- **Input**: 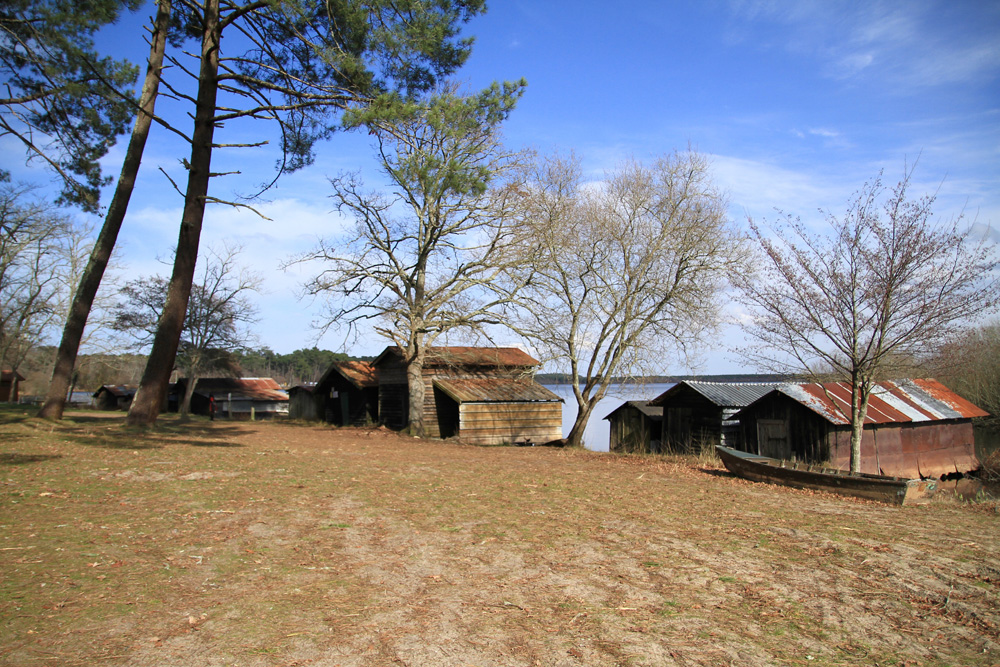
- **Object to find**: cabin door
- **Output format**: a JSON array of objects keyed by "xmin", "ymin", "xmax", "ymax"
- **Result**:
[{"xmin": 757, "ymin": 419, "xmax": 791, "ymax": 459}]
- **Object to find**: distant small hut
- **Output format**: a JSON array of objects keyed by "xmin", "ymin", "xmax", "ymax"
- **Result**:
[
  {"xmin": 604, "ymin": 400, "xmax": 663, "ymax": 453},
  {"xmin": 733, "ymin": 379, "xmax": 988, "ymax": 479},
  {"xmin": 649, "ymin": 381, "xmax": 781, "ymax": 454},
  {"xmin": 1, "ymin": 369, "xmax": 25, "ymax": 403},
  {"xmin": 93, "ymin": 384, "xmax": 138, "ymax": 410},
  {"xmin": 372, "ymin": 346, "xmax": 563, "ymax": 445},
  {"xmin": 173, "ymin": 377, "xmax": 289, "ymax": 420},
  {"xmin": 287, "ymin": 384, "xmax": 319, "ymax": 420},
  {"xmin": 313, "ymin": 361, "xmax": 379, "ymax": 426}
]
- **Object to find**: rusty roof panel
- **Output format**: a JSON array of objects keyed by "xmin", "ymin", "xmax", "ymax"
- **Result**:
[
  {"xmin": 191, "ymin": 377, "xmax": 288, "ymax": 402},
  {"xmin": 778, "ymin": 379, "xmax": 987, "ymax": 426},
  {"xmin": 434, "ymin": 377, "xmax": 562, "ymax": 404},
  {"xmin": 331, "ymin": 360, "xmax": 378, "ymax": 388},
  {"xmin": 904, "ymin": 379, "xmax": 989, "ymax": 419}
]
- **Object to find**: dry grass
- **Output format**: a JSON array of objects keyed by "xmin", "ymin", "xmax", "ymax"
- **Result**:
[{"xmin": 1, "ymin": 406, "xmax": 998, "ymax": 666}]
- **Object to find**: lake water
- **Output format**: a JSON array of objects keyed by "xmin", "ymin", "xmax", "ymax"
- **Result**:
[{"xmin": 542, "ymin": 383, "xmax": 674, "ymax": 452}]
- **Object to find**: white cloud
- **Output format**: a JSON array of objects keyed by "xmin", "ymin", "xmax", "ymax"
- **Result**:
[
  {"xmin": 707, "ymin": 153, "xmax": 852, "ymax": 223},
  {"xmin": 726, "ymin": 0, "xmax": 1000, "ymax": 91}
]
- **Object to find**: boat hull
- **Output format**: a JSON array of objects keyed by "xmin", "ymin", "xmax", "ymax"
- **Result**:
[{"xmin": 716, "ymin": 445, "xmax": 937, "ymax": 505}]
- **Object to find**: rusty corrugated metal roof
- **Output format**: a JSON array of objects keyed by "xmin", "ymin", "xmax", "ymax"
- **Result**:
[
  {"xmin": 330, "ymin": 360, "xmax": 378, "ymax": 388},
  {"xmin": 190, "ymin": 377, "xmax": 288, "ymax": 402},
  {"xmin": 375, "ymin": 346, "xmax": 539, "ymax": 368},
  {"xmin": 433, "ymin": 377, "xmax": 562, "ymax": 403},
  {"xmin": 777, "ymin": 379, "xmax": 988, "ymax": 426}
]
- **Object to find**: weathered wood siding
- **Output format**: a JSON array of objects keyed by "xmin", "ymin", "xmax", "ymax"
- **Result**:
[
  {"xmin": 320, "ymin": 376, "xmax": 378, "ymax": 426},
  {"xmin": 737, "ymin": 392, "xmax": 831, "ymax": 462},
  {"xmin": 454, "ymin": 401, "xmax": 563, "ymax": 445},
  {"xmin": 378, "ymin": 354, "xmax": 534, "ymax": 436},
  {"xmin": 288, "ymin": 388, "xmax": 322, "ymax": 421},
  {"xmin": 661, "ymin": 388, "xmax": 724, "ymax": 454},
  {"xmin": 609, "ymin": 407, "xmax": 662, "ymax": 454}
]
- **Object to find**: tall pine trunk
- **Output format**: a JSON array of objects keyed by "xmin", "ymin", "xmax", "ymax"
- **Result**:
[
  {"xmin": 128, "ymin": 0, "xmax": 221, "ymax": 426},
  {"xmin": 39, "ymin": 0, "xmax": 171, "ymax": 420}
]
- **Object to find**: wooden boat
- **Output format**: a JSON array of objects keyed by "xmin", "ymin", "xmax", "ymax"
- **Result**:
[{"xmin": 715, "ymin": 445, "xmax": 937, "ymax": 505}]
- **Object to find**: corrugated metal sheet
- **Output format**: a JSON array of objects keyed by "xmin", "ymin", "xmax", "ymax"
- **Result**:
[
  {"xmin": 434, "ymin": 377, "xmax": 562, "ymax": 403},
  {"xmin": 375, "ymin": 346, "xmax": 539, "ymax": 368},
  {"xmin": 650, "ymin": 381, "xmax": 780, "ymax": 408},
  {"xmin": 603, "ymin": 400, "xmax": 664, "ymax": 421},
  {"xmin": 779, "ymin": 379, "xmax": 988, "ymax": 426},
  {"xmin": 191, "ymin": 377, "xmax": 289, "ymax": 402}
]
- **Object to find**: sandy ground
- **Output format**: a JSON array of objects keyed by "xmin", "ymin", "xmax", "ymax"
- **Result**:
[{"xmin": 1, "ymin": 416, "xmax": 998, "ymax": 666}]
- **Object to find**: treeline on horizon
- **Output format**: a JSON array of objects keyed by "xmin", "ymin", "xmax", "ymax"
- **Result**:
[{"xmin": 15, "ymin": 347, "xmax": 373, "ymax": 397}]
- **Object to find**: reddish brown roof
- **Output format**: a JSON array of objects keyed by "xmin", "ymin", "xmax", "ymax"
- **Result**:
[
  {"xmin": 374, "ymin": 346, "xmax": 539, "ymax": 368},
  {"xmin": 187, "ymin": 377, "xmax": 288, "ymax": 402},
  {"xmin": 331, "ymin": 360, "xmax": 378, "ymax": 388},
  {"xmin": 774, "ymin": 379, "xmax": 988, "ymax": 426},
  {"xmin": 433, "ymin": 377, "xmax": 561, "ymax": 403},
  {"xmin": 1, "ymin": 369, "xmax": 25, "ymax": 381}
]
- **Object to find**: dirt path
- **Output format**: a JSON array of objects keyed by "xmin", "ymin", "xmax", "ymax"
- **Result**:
[{"xmin": 1, "ymin": 416, "xmax": 998, "ymax": 666}]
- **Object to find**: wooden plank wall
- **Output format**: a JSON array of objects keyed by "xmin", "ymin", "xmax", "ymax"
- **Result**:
[{"xmin": 458, "ymin": 402, "xmax": 563, "ymax": 446}]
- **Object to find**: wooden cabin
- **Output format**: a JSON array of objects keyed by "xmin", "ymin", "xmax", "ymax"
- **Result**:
[
  {"xmin": 93, "ymin": 384, "xmax": 138, "ymax": 410},
  {"xmin": 173, "ymin": 377, "xmax": 289, "ymax": 420},
  {"xmin": 649, "ymin": 381, "xmax": 780, "ymax": 454},
  {"xmin": 312, "ymin": 360, "xmax": 379, "ymax": 426},
  {"xmin": 372, "ymin": 346, "xmax": 563, "ymax": 445},
  {"xmin": 734, "ymin": 379, "xmax": 988, "ymax": 479},
  {"xmin": 604, "ymin": 400, "xmax": 663, "ymax": 453},
  {"xmin": 287, "ymin": 384, "xmax": 319, "ymax": 421},
  {"xmin": 1, "ymin": 369, "xmax": 24, "ymax": 403}
]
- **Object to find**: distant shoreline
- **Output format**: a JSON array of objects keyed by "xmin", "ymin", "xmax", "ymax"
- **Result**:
[{"xmin": 536, "ymin": 373, "xmax": 796, "ymax": 385}]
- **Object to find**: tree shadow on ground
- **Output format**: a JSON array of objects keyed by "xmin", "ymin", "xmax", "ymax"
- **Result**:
[
  {"xmin": 0, "ymin": 453, "xmax": 63, "ymax": 466},
  {"xmin": 700, "ymin": 468, "xmax": 734, "ymax": 478},
  {"xmin": 29, "ymin": 412, "xmax": 248, "ymax": 450}
]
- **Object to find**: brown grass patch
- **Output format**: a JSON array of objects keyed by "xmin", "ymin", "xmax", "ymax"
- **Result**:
[{"xmin": 1, "ymin": 407, "xmax": 998, "ymax": 666}]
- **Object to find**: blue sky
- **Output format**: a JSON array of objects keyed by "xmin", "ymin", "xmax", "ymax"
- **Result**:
[{"xmin": 5, "ymin": 0, "xmax": 999, "ymax": 374}]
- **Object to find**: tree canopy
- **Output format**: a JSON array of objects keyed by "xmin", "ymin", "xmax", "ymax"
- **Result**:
[
  {"xmin": 0, "ymin": 0, "xmax": 140, "ymax": 211},
  {"xmin": 507, "ymin": 151, "xmax": 738, "ymax": 448}
]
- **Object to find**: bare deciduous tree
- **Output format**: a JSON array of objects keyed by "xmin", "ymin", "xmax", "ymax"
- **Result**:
[
  {"xmin": 732, "ymin": 167, "xmax": 999, "ymax": 472},
  {"xmin": 0, "ymin": 185, "xmax": 89, "ymax": 397},
  {"xmin": 112, "ymin": 243, "xmax": 261, "ymax": 417},
  {"xmin": 507, "ymin": 151, "xmax": 737, "ymax": 448},
  {"xmin": 299, "ymin": 82, "xmax": 526, "ymax": 437},
  {"xmin": 930, "ymin": 319, "xmax": 1000, "ymax": 431}
]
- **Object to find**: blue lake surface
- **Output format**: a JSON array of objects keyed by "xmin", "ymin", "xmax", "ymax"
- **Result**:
[{"xmin": 542, "ymin": 383, "xmax": 674, "ymax": 452}]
